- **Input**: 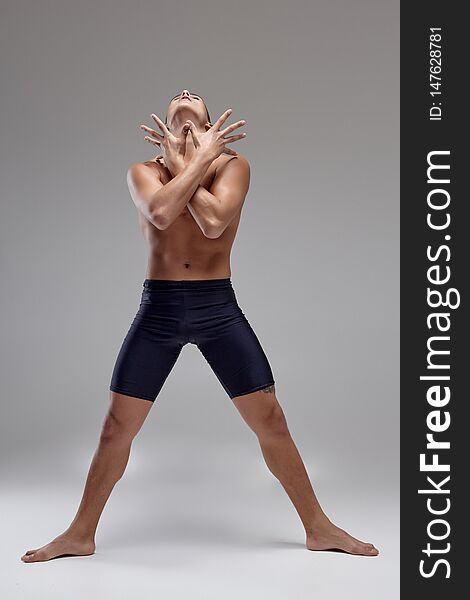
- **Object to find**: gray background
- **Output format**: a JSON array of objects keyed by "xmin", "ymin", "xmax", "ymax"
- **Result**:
[{"xmin": 1, "ymin": 0, "xmax": 399, "ymax": 598}]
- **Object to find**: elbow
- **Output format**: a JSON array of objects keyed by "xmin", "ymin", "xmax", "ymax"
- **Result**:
[
  {"xmin": 150, "ymin": 208, "xmax": 170, "ymax": 230},
  {"xmin": 204, "ymin": 219, "xmax": 224, "ymax": 239}
]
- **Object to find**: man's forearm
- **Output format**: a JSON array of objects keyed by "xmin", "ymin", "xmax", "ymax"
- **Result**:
[
  {"xmin": 186, "ymin": 187, "xmax": 220, "ymax": 237},
  {"xmin": 166, "ymin": 159, "xmax": 220, "ymax": 236},
  {"xmin": 150, "ymin": 153, "xmax": 213, "ymax": 229}
]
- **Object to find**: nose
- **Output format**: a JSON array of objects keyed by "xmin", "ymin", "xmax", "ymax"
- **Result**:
[{"xmin": 181, "ymin": 89, "xmax": 191, "ymax": 99}]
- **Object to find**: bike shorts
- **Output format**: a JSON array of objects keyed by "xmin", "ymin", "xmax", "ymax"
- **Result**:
[{"xmin": 109, "ymin": 278, "xmax": 275, "ymax": 402}]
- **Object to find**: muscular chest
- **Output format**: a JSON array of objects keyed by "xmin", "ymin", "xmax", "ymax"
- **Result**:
[
  {"xmin": 143, "ymin": 157, "xmax": 222, "ymax": 225},
  {"xmin": 157, "ymin": 162, "xmax": 217, "ymax": 197}
]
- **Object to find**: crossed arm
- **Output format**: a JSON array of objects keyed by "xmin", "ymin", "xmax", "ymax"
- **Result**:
[{"xmin": 127, "ymin": 153, "xmax": 250, "ymax": 238}]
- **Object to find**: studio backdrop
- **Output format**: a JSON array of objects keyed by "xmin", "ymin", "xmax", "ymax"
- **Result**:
[{"xmin": 1, "ymin": 1, "xmax": 399, "ymax": 598}]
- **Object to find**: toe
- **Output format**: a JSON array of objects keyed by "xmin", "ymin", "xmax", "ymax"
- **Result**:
[
  {"xmin": 352, "ymin": 542, "xmax": 378, "ymax": 556},
  {"xmin": 21, "ymin": 549, "xmax": 39, "ymax": 561},
  {"xmin": 22, "ymin": 553, "xmax": 35, "ymax": 562}
]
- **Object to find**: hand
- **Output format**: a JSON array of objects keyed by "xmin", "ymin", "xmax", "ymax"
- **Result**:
[
  {"xmin": 140, "ymin": 114, "xmax": 191, "ymax": 176},
  {"xmin": 185, "ymin": 109, "xmax": 247, "ymax": 163}
]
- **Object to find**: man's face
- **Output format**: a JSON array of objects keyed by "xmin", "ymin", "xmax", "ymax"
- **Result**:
[{"xmin": 165, "ymin": 89, "xmax": 210, "ymax": 129}]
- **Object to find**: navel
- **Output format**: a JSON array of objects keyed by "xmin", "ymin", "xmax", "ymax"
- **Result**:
[{"xmin": 184, "ymin": 263, "xmax": 190, "ymax": 269}]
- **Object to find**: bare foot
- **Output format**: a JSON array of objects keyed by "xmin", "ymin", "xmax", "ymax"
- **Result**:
[
  {"xmin": 306, "ymin": 519, "xmax": 379, "ymax": 556},
  {"xmin": 21, "ymin": 533, "xmax": 95, "ymax": 563}
]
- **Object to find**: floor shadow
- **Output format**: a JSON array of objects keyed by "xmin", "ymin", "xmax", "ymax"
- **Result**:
[{"xmin": 260, "ymin": 540, "xmax": 304, "ymax": 550}]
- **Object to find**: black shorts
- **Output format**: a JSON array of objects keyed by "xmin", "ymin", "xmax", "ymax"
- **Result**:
[{"xmin": 109, "ymin": 278, "xmax": 275, "ymax": 401}]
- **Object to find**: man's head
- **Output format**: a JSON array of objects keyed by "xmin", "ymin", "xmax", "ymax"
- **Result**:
[{"xmin": 164, "ymin": 89, "xmax": 212, "ymax": 132}]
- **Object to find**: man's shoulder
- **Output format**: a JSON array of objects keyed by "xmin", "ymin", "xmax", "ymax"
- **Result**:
[
  {"xmin": 216, "ymin": 152, "xmax": 250, "ymax": 174},
  {"xmin": 226, "ymin": 152, "xmax": 249, "ymax": 165},
  {"xmin": 127, "ymin": 160, "xmax": 162, "ymax": 182}
]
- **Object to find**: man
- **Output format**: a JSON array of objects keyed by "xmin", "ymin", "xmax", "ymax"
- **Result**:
[{"xmin": 21, "ymin": 89, "xmax": 378, "ymax": 562}]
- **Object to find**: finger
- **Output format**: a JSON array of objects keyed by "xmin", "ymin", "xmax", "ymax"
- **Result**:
[
  {"xmin": 144, "ymin": 136, "xmax": 161, "ymax": 147},
  {"xmin": 212, "ymin": 108, "xmax": 233, "ymax": 131},
  {"xmin": 142, "ymin": 131, "xmax": 163, "ymax": 144},
  {"xmin": 176, "ymin": 124, "xmax": 190, "ymax": 155},
  {"xmin": 223, "ymin": 147, "xmax": 238, "ymax": 156},
  {"xmin": 140, "ymin": 125, "xmax": 164, "ymax": 141},
  {"xmin": 222, "ymin": 133, "xmax": 247, "ymax": 144},
  {"xmin": 151, "ymin": 114, "xmax": 169, "ymax": 136},
  {"xmin": 177, "ymin": 124, "xmax": 190, "ymax": 152},
  {"xmin": 220, "ymin": 119, "xmax": 246, "ymax": 137},
  {"xmin": 187, "ymin": 127, "xmax": 197, "ymax": 144},
  {"xmin": 186, "ymin": 120, "xmax": 200, "ymax": 147}
]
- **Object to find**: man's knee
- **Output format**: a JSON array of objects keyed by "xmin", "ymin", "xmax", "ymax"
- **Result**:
[
  {"xmin": 99, "ymin": 410, "xmax": 134, "ymax": 444},
  {"xmin": 256, "ymin": 403, "xmax": 290, "ymax": 439}
]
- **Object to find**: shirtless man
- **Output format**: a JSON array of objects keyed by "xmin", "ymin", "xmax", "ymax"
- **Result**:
[{"xmin": 21, "ymin": 89, "xmax": 379, "ymax": 562}]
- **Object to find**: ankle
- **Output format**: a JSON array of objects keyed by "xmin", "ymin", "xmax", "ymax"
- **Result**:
[
  {"xmin": 63, "ymin": 525, "xmax": 96, "ymax": 542},
  {"xmin": 305, "ymin": 514, "xmax": 332, "ymax": 536}
]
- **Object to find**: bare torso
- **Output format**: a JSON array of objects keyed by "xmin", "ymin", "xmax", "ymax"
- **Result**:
[{"xmin": 137, "ymin": 154, "xmax": 242, "ymax": 280}]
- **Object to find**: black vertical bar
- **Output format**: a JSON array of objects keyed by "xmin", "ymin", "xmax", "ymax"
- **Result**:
[{"xmin": 401, "ymin": 2, "xmax": 465, "ymax": 596}]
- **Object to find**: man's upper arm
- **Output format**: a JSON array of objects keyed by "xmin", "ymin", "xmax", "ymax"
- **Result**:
[
  {"xmin": 126, "ymin": 162, "xmax": 164, "ymax": 226},
  {"xmin": 208, "ymin": 155, "xmax": 250, "ymax": 236}
]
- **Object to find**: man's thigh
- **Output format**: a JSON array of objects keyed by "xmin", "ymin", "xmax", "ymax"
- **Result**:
[
  {"xmin": 109, "ymin": 305, "xmax": 183, "ymax": 402},
  {"xmin": 196, "ymin": 302, "xmax": 275, "ymax": 400}
]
